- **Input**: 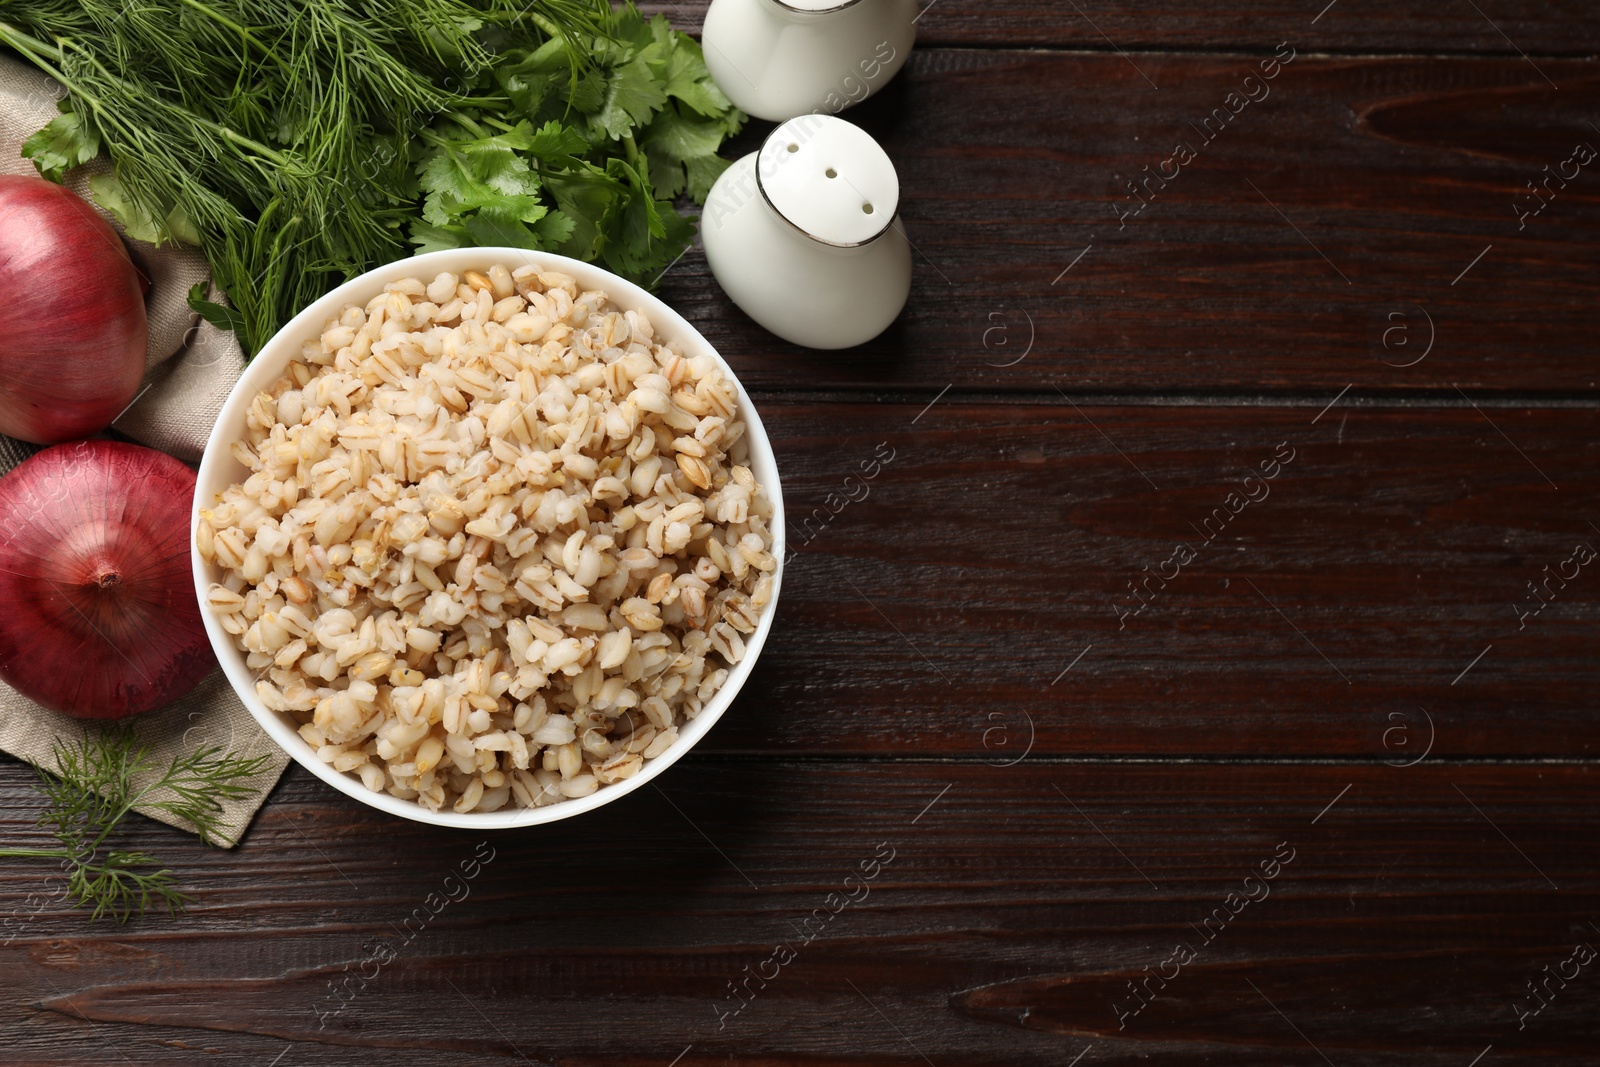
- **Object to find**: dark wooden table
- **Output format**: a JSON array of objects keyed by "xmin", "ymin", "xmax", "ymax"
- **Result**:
[{"xmin": 6, "ymin": 4, "xmax": 1600, "ymax": 1064}]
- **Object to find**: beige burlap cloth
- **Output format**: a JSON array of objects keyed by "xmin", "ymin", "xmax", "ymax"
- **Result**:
[{"xmin": 0, "ymin": 56, "xmax": 286, "ymax": 846}]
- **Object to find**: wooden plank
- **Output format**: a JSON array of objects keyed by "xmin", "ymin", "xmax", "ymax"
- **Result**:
[
  {"xmin": 646, "ymin": 1, "xmax": 1599, "ymax": 55},
  {"xmin": 704, "ymin": 400, "xmax": 1600, "ymax": 757},
  {"xmin": 2, "ymin": 761, "xmax": 1596, "ymax": 1064},
  {"xmin": 656, "ymin": 50, "xmax": 1600, "ymax": 394}
]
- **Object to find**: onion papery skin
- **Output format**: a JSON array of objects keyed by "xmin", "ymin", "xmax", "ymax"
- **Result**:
[
  {"xmin": 0, "ymin": 440, "xmax": 213, "ymax": 718},
  {"xmin": 0, "ymin": 176, "xmax": 148, "ymax": 445}
]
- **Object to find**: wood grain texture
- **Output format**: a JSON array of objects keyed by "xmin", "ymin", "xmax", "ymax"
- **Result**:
[
  {"xmin": 645, "ymin": 1, "xmax": 1600, "ymax": 55},
  {"xmin": 2, "ymin": 761, "xmax": 1596, "ymax": 1065},
  {"xmin": 700, "ymin": 400, "xmax": 1600, "ymax": 757},
  {"xmin": 658, "ymin": 50, "xmax": 1600, "ymax": 395},
  {"xmin": 3, "ymin": 11, "xmax": 1599, "ymax": 1066}
]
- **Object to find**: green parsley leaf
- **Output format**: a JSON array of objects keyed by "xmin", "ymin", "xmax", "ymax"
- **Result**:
[
  {"xmin": 685, "ymin": 153, "xmax": 734, "ymax": 204},
  {"xmin": 547, "ymin": 168, "xmax": 623, "ymax": 261},
  {"xmin": 88, "ymin": 172, "xmax": 200, "ymax": 245},
  {"xmin": 642, "ymin": 106, "xmax": 728, "ymax": 165},
  {"xmin": 643, "ymin": 106, "xmax": 735, "ymax": 202},
  {"xmin": 188, "ymin": 281, "xmax": 248, "ymax": 334},
  {"xmin": 408, "ymin": 221, "xmax": 471, "ymax": 255},
  {"xmin": 662, "ymin": 37, "xmax": 733, "ymax": 118},
  {"xmin": 525, "ymin": 120, "xmax": 591, "ymax": 161},
  {"xmin": 532, "ymin": 210, "xmax": 577, "ymax": 247},
  {"xmin": 464, "ymin": 212, "xmax": 545, "ymax": 249},
  {"xmin": 418, "ymin": 129, "xmax": 543, "ymax": 229},
  {"xmin": 494, "ymin": 39, "xmax": 570, "ymax": 119},
  {"xmin": 21, "ymin": 110, "xmax": 100, "ymax": 182},
  {"xmin": 594, "ymin": 55, "xmax": 669, "ymax": 141}
]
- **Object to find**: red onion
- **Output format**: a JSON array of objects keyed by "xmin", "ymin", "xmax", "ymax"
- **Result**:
[
  {"xmin": 0, "ymin": 440, "xmax": 212, "ymax": 718},
  {"xmin": 0, "ymin": 176, "xmax": 148, "ymax": 445}
]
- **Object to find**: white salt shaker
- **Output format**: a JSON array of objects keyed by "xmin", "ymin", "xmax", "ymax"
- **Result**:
[
  {"xmin": 702, "ymin": 0, "xmax": 917, "ymax": 122},
  {"xmin": 701, "ymin": 114, "xmax": 912, "ymax": 350}
]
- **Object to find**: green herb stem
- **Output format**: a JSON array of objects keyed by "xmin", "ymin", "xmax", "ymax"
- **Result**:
[
  {"xmin": 526, "ymin": 11, "xmax": 572, "ymax": 44},
  {"xmin": 215, "ymin": 125, "xmax": 290, "ymax": 165},
  {"xmin": 171, "ymin": 0, "xmax": 270, "ymax": 57},
  {"xmin": 0, "ymin": 725, "xmax": 268, "ymax": 922},
  {"xmin": 0, "ymin": 847, "xmax": 73, "ymax": 861},
  {"xmin": 444, "ymin": 109, "xmax": 490, "ymax": 139},
  {"xmin": 478, "ymin": 114, "xmax": 520, "ymax": 134},
  {"xmin": 0, "ymin": 21, "xmax": 74, "ymax": 88}
]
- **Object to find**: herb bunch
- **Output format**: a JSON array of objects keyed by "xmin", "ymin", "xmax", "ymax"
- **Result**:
[
  {"xmin": 412, "ymin": 6, "xmax": 742, "ymax": 277},
  {"xmin": 0, "ymin": 726, "xmax": 269, "ymax": 922},
  {"xmin": 0, "ymin": 0, "xmax": 742, "ymax": 355}
]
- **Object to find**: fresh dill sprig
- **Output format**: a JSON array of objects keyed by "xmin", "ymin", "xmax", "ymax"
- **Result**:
[{"xmin": 0, "ymin": 724, "xmax": 270, "ymax": 923}]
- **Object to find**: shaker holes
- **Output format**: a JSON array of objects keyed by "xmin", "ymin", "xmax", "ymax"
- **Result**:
[
  {"xmin": 787, "ymin": 143, "xmax": 798, "ymax": 153},
  {"xmin": 863, "ymin": 203, "xmax": 874, "ymax": 214},
  {"xmin": 825, "ymin": 168, "xmax": 837, "ymax": 178}
]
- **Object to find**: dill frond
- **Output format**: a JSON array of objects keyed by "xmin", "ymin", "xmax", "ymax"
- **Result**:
[{"xmin": 0, "ymin": 723, "xmax": 270, "ymax": 923}]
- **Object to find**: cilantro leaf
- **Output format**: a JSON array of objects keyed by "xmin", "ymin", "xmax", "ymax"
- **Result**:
[
  {"xmin": 648, "ymin": 151, "xmax": 685, "ymax": 201},
  {"xmin": 188, "ymin": 282, "xmax": 248, "ymax": 334},
  {"xmin": 566, "ymin": 67, "xmax": 609, "ymax": 118},
  {"xmin": 464, "ymin": 213, "xmax": 544, "ymax": 250},
  {"xmin": 461, "ymin": 188, "xmax": 549, "ymax": 227},
  {"xmin": 642, "ymin": 106, "xmax": 728, "ymax": 164},
  {"xmin": 642, "ymin": 106, "xmax": 737, "ymax": 203},
  {"xmin": 408, "ymin": 222, "xmax": 471, "ymax": 254},
  {"xmin": 88, "ymin": 171, "xmax": 199, "ymax": 245},
  {"xmin": 606, "ymin": 4, "xmax": 657, "ymax": 55},
  {"xmin": 594, "ymin": 55, "xmax": 668, "ymax": 141},
  {"xmin": 662, "ymin": 38, "xmax": 733, "ymax": 118},
  {"xmin": 495, "ymin": 39, "xmax": 573, "ymax": 119},
  {"xmin": 88, "ymin": 172, "xmax": 162, "ymax": 243},
  {"xmin": 684, "ymin": 153, "xmax": 734, "ymax": 203},
  {"xmin": 418, "ymin": 127, "xmax": 543, "ymax": 229},
  {"xmin": 533, "ymin": 211, "xmax": 577, "ymax": 246},
  {"xmin": 525, "ymin": 120, "xmax": 591, "ymax": 161},
  {"xmin": 585, "ymin": 155, "xmax": 693, "ymax": 279},
  {"xmin": 462, "ymin": 140, "xmax": 540, "ymax": 195},
  {"xmin": 548, "ymin": 168, "xmax": 623, "ymax": 261},
  {"xmin": 22, "ymin": 110, "xmax": 100, "ymax": 182}
]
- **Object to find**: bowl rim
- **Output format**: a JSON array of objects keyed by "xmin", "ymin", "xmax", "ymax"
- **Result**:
[{"xmin": 191, "ymin": 247, "xmax": 785, "ymax": 829}]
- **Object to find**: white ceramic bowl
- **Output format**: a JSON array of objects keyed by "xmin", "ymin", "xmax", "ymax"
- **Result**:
[{"xmin": 192, "ymin": 248, "xmax": 785, "ymax": 828}]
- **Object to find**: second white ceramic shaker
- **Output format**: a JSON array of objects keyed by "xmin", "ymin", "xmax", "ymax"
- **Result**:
[{"xmin": 701, "ymin": 0, "xmax": 917, "ymax": 122}]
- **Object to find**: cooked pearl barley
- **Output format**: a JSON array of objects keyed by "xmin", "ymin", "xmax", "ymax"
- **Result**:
[{"xmin": 201, "ymin": 266, "xmax": 774, "ymax": 813}]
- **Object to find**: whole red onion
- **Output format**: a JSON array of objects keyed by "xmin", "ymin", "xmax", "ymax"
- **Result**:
[
  {"xmin": 0, "ymin": 176, "xmax": 148, "ymax": 445},
  {"xmin": 0, "ymin": 440, "xmax": 212, "ymax": 718}
]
